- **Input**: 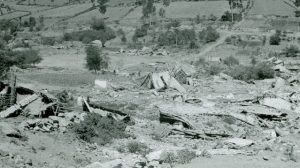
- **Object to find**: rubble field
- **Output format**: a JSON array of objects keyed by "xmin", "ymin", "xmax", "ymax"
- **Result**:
[{"xmin": 1, "ymin": 52, "xmax": 300, "ymax": 168}]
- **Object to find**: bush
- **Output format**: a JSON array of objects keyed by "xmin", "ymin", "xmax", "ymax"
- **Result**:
[
  {"xmin": 127, "ymin": 141, "xmax": 150, "ymax": 156},
  {"xmin": 41, "ymin": 37, "xmax": 56, "ymax": 46},
  {"xmin": 85, "ymin": 45, "xmax": 109, "ymax": 72},
  {"xmin": 269, "ymin": 33, "xmax": 281, "ymax": 45},
  {"xmin": 284, "ymin": 45, "xmax": 300, "ymax": 57},
  {"xmin": 13, "ymin": 49, "xmax": 42, "ymax": 66},
  {"xmin": 132, "ymin": 24, "xmax": 149, "ymax": 41},
  {"xmin": 206, "ymin": 63, "xmax": 224, "ymax": 75},
  {"xmin": 194, "ymin": 57, "xmax": 206, "ymax": 67},
  {"xmin": 227, "ymin": 62, "xmax": 274, "ymax": 81},
  {"xmin": 158, "ymin": 29, "xmax": 197, "ymax": 46},
  {"xmin": 91, "ymin": 18, "xmax": 106, "ymax": 31},
  {"xmin": 166, "ymin": 20, "xmax": 180, "ymax": 29},
  {"xmin": 199, "ymin": 26, "xmax": 220, "ymax": 43},
  {"xmin": 73, "ymin": 113, "xmax": 128, "ymax": 145},
  {"xmin": 63, "ymin": 29, "xmax": 116, "ymax": 47},
  {"xmin": 221, "ymin": 11, "xmax": 242, "ymax": 22},
  {"xmin": 223, "ymin": 56, "xmax": 239, "ymax": 67},
  {"xmin": 176, "ymin": 149, "xmax": 197, "ymax": 164}
]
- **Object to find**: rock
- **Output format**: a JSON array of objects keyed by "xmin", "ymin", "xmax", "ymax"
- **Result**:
[
  {"xmin": 0, "ymin": 149, "xmax": 9, "ymax": 157},
  {"xmin": 262, "ymin": 129, "xmax": 277, "ymax": 139},
  {"xmin": 77, "ymin": 96, "xmax": 83, "ymax": 106},
  {"xmin": 219, "ymin": 73, "xmax": 233, "ymax": 80},
  {"xmin": 274, "ymin": 127, "xmax": 289, "ymax": 137},
  {"xmin": 148, "ymin": 160, "xmax": 159, "ymax": 167},
  {"xmin": 94, "ymin": 80, "xmax": 107, "ymax": 89},
  {"xmin": 224, "ymin": 138, "xmax": 254, "ymax": 148},
  {"xmin": 273, "ymin": 77, "xmax": 286, "ymax": 89},
  {"xmin": 84, "ymin": 159, "xmax": 122, "ymax": 168},
  {"xmin": 260, "ymin": 97, "xmax": 292, "ymax": 111},
  {"xmin": 25, "ymin": 159, "xmax": 33, "ymax": 166},
  {"xmin": 263, "ymin": 156, "xmax": 270, "ymax": 161},
  {"xmin": 0, "ymin": 123, "xmax": 22, "ymax": 138},
  {"xmin": 205, "ymin": 149, "xmax": 253, "ymax": 156},
  {"xmin": 146, "ymin": 150, "xmax": 164, "ymax": 162}
]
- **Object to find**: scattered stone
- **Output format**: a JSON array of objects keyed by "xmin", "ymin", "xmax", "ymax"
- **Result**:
[
  {"xmin": 84, "ymin": 159, "xmax": 122, "ymax": 168},
  {"xmin": 94, "ymin": 80, "xmax": 107, "ymax": 89},
  {"xmin": 262, "ymin": 129, "xmax": 277, "ymax": 139},
  {"xmin": 0, "ymin": 123, "xmax": 22, "ymax": 138},
  {"xmin": 224, "ymin": 138, "xmax": 254, "ymax": 148},
  {"xmin": 146, "ymin": 150, "xmax": 164, "ymax": 162},
  {"xmin": 205, "ymin": 149, "xmax": 254, "ymax": 156},
  {"xmin": 260, "ymin": 97, "xmax": 292, "ymax": 111}
]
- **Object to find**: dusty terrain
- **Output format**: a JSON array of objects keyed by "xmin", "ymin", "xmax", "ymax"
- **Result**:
[{"xmin": 1, "ymin": 0, "xmax": 300, "ymax": 168}]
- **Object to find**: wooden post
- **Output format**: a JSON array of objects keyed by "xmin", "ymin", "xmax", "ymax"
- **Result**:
[{"xmin": 8, "ymin": 68, "xmax": 16, "ymax": 106}]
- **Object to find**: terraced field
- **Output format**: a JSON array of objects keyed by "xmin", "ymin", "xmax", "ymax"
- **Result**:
[
  {"xmin": 0, "ymin": 11, "xmax": 29, "ymax": 20},
  {"xmin": 69, "ymin": 6, "xmax": 133, "ymax": 23},
  {"xmin": 125, "ymin": 1, "xmax": 230, "ymax": 20},
  {"xmin": 19, "ymin": 0, "xmax": 70, "ymax": 6},
  {"xmin": 248, "ymin": 0, "xmax": 296, "ymax": 17},
  {"xmin": 30, "ymin": 3, "xmax": 92, "ymax": 18}
]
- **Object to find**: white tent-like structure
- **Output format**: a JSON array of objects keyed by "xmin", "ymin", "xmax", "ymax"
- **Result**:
[{"xmin": 140, "ymin": 71, "xmax": 186, "ymax": 94}]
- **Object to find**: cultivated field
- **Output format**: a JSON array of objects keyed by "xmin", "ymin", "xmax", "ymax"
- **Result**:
[
  {"xmin": 249, "ymin": 0, "xmax": 296, "ymax": 17},
  {"xmin": 125, "ymin": 1, "xmax": 230, "ymax": 20}
]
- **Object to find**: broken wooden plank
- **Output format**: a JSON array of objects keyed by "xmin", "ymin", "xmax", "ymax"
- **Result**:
[
  {"xmin": 82, "ymin": 98, "xmax": 92, "ymax": 113},
  {"xmin": 160, "ymin": 111, "xmax": 196, "ymax": 130},
  {"xmin": 157, "ymin": 102, "xmax": 258, "ymax": 126},
  {"xmin": 0, "ymin": 94, "xmax": 39, "ymax": 118}
]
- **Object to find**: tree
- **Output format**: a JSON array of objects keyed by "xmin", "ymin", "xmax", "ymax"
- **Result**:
[
  {"xmin": 296, "ymin": 0, "xmax": 300, "ymax": 7},
  {"xmin": 195, "ymin": 15, "xmax": 201, "ymax": 24},
  {"xmin": 159, "ymin": 8, "xmax": 165, "ymax": 18},
  {"xmin": 163, "ymin": 0, "xmax": 170, "ymax": 7},
  {"xmin": 269, "ymin": 30, "xmax": 281, "ymax": 45},
  {"xmin": 199, "ymin": 26, "xmax": 220, "ymax": 43},
  {"xmin": 85, "ymin": 45, "xmax": 109, "ymax": 72},
  {"xmin": 29, "ymin": 17, "xmax": 36, "ymax": 27},
  {"xmin": 91, "ymin": 17, "xmax": 106, "ymax": 30},
  {"xmin": 142, "ymin": 0, "xmax": 156, "ymax": 25},
  {"xmin": 97, "ymin": 0, "xmax": 109, "ymax": 14}
]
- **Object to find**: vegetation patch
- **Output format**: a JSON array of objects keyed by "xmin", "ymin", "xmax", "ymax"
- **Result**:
[
  {"xmin": 73, "ymin": 113, "xmax": 129, "ymax": 146},
  {"xmin": 226, "ymin": 62, "xmax": 274, "ymax": 81}
]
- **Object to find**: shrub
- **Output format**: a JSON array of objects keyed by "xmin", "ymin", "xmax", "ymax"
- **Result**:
[
  {"xmin": 166, "ymin": 20, "xmax": 180, "ymax": 29},
  {"xmin": 223, "ymin": 56, "xmax": 239, "ymax": 67},
  {"xmin": 284, "ymin": 45, "xmax": 300, "ymax": 57},
  {"xmin": 41, "ymin": 37, "xmax": 56, "ymax": 46},
  {"xmin": 221, "ymin": 11, "xmax": 242, "ymax": 22},
  {"xmin": 127, "ymin": 141, "xmax": 150, "ymax": 155},
  {"xmin": 161, "ymin": 152, "xmax": 177, "ymax": 165},
  {"xmin": 63, "ymin": 29, "xmax": 116, "ymax": 47},
  {"xmin": 158, "ymin": 29, "xmax": 196, "ymax": 46},
  {"xmin": 176, "ymin": 149, "xmax": 197, "ymax": 164},
  {"xmin": 199, "ymin": 26, "xmax": 220, "ymax": 43},
  {"xmin": 85, "ymin": 45, "xmax": 109, "ymax": 72},
  {"xmin": 227, "ymin": 62, "xmax": 274, "ymax": 81},
  {"xmin": 206, "ymin": 63, "xmax": 224, "ymax": 75},
  {"xmin": 73, "ymin": 113, "xmax": 128, "ymax": 145},
  {"xmin": 132, "ymin": 24, "xmax": 149, "ymax": 41},
  {"xmin": 269, "ymin": 33, "xmax": 281, "ymax": 45},
  {"xmin": 13, "ymin": 49, "xmax": 42, "ymax": 66},
  {"xmin": 91, "ymin": 17, "xmax": 106, "ymax": 31},
  {"xmin": 194, "ymin": 57, "xmax": 206, "ymax": 67},
  {"xmin": 121, "ymin": 35, "xmax": 127, "ymax": 43}
]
